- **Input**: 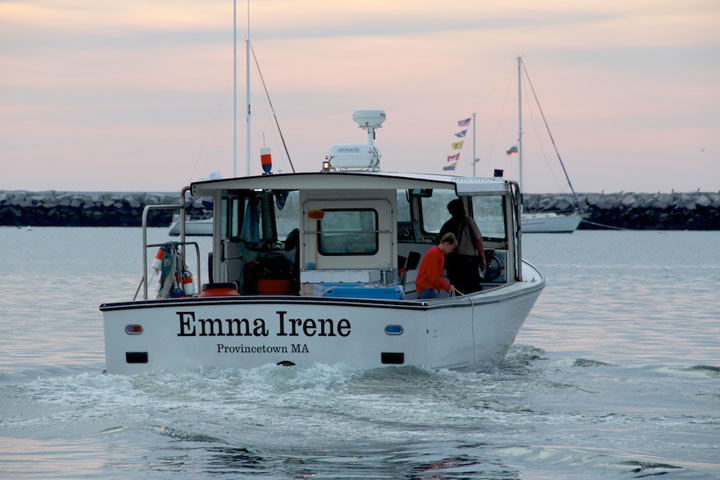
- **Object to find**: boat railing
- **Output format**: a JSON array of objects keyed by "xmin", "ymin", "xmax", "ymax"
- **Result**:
[
  {"xmin": 140, "ymin": 193, "xmax": 201, "ymax": 300},
  {"xmin": 138, "ymin": 241, "xmax": 201, "ymax": 301}
]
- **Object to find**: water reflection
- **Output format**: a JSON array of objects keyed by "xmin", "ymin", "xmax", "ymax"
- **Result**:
[
  {"xmin": 1, "ymin": 229, "xmax": 718, "ymax": 479},
  {"xmin": 0, "ymin": 436, "xmax": 108, "ymax": 478}
]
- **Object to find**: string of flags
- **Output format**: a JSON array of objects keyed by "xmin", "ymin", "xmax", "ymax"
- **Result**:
[
  {"xmin": 442, "ymin": 115, "xmax": 519, "ymax": 172},
  {"xmin": 443, "ymin": 117, "xmax": 471, "ymax": 171}
]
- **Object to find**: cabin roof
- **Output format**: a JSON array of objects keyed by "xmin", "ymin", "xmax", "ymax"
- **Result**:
[{"xmin": 191, "ymin": 171, "xmax": 510, "ymax": 196}]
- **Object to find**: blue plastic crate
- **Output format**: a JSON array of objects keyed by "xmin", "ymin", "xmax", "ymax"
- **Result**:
[{"xmin": 322, "ymin": 284, "xmax": 403, "ymax": 300}]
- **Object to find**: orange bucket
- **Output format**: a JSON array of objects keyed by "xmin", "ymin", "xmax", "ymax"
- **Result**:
[
  {"xmin": 199, "ymin": 283, "xmax": 241, "ymax": 297},
  {"xmin": 257, "ymin": 279, "xmax": 292, "ymax": 295}
]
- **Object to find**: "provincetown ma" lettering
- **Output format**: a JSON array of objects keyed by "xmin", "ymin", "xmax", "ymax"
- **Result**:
[
  {"xmin": 177, "ymin": 311, "xmax": 351, "ymax": 338},
  {"xmin": 215, "ymin": 344, "xmax": 310, "ymax": 354}
]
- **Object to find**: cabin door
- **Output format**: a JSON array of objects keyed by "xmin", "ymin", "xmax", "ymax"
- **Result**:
[{"xmin": 301, "ymin": 196, "xmax": 395, "ymax": 271}]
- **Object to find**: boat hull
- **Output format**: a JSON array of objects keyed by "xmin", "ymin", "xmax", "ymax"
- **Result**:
[
  {"xmin": 168, "ymin": 216, "xmax": 213, "ymax": 236},
  {"xmin": 101, "ymin": 265, "xmax": 544, "ymax": 374},
  {"xmin": 522, "ymin": 212, "xmax": 582, "ymax": 233}
]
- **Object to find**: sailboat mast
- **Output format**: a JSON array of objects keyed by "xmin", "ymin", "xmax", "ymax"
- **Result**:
[
  {"xmin": 245, "ymin": 0, "xmax": 251, "ymax": 177},
  {"xmin": 522, "ymin": 59, "xmax": 582, "ymax": 210},
  {"xmin": 233, "ymin": 0, "xmax": 237, "ymax": 177},
  {"xmin": 517, "ymin": 56, "xmax": 523, "ymax": 193}
]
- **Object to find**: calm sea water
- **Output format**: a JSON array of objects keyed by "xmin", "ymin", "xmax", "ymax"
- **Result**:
[{"xmin": 0, "ymin": 228, "xmax": 718, "ymax": 479}]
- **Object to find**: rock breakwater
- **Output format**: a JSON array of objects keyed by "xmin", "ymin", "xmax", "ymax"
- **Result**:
[
  {"xmin": 524, "ymin": 192, "xmax": 720, "ymax": 230},
  {"xmin": 0, "ymin": 191, "xmax": 209, "ymax": 227},
  {"xmin": 1, "ymin": 190, "xmax": 719, "ymax": 230}
]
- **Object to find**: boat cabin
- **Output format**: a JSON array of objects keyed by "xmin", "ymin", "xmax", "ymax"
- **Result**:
[{"xmin": 182, "ymin": 171, "xmax": 522, "ymax": 300}]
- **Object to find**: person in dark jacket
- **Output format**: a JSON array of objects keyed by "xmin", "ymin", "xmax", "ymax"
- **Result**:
[{"xmin": 437, "ymin": 198, "xmax": 487, "ymax": 294}]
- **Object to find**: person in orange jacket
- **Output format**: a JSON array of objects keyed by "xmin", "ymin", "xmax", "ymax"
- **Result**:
[{"xmin": 416, "ymin": 232, "xmax": 458, "ymax": 299}]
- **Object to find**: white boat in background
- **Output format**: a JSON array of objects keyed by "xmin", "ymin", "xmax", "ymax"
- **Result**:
[
  {"xmin": 168, "ymin": 213, "xmax": 213, "ymax": 236},
  {"xmin": 168, "ymin": 172, "xmax": 219, "ymax": 236},
  {"xmin": 514, "ymin": 57, "xmax": 584, "ymax": 233},
  {"xmin": 100, "ymin": 110, "xmax": 544, "ymax": 374},
  {"xmin": 522, "ymin": 211, "xmax": 582, "ymax": 233}
]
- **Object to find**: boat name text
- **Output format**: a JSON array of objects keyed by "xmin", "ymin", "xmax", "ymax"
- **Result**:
[{"xmin": 177, "ymin": 311, "xmax": 351, "ymax": 338}]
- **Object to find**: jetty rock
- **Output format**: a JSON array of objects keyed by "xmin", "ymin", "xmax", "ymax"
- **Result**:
[
  {"xmin": 523, "ymin": 191, "xmax": 720, "ymax": 230},
  {"xmin": 2, "ymin": 190, "xmax": 719, "ymax": 230},
  {"xmin": 0, "ymin": 190, "xmax": 210, "ymax": 228}
]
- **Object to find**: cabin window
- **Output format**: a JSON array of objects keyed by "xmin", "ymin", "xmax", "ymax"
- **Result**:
[
  {"xmin": 220, "ymin": 197, "xmax": 229, "ymax": 239},
  {"xmin": 274, "ymin": 190, "xmax": 299, "ymax": 241},
  {"xmin": 221, "ymin": 193, "xmax": 266, "ymax": 244},
  {"xmin": 396, "ymin": 190, "xmax": 411, "ymax": 223},
  {"xmin": 239, "ymin": 196, "xmax": 264, "ymax": 244},
  {"xmin": 420, "ymin": 190, "xmax": 457, "ymax": 234},
  {"xmin": 219, "ymin": 196, "xmax": 242, "ymax": 239},
  {"xmin": 420, "ymin": 191, "xmax": 507, "ymax": 242},
  {"xmin": 317, "ymin": 209, "xmax": 378, "ymax": 256},
  {"xmin": 472, "ymin": 195, "xmax": 507, "ymax": 241},
  {"xmin": 231, "ymin": 197, "xmax": 241, "ymax": 237},
  {"xmin": 396, "ymin": 190, "xmax": 415, "ymax": 242}
]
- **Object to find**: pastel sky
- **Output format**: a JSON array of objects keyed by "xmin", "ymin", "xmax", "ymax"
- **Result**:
[{"xmin": 1, "ymin": 0, "xmax": 719, "ymax": 193}]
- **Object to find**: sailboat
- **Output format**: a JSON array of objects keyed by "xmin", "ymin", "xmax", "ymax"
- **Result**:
[{"xmin": 514, "ymin": 57, "xmax": 583, "ymax": 233}]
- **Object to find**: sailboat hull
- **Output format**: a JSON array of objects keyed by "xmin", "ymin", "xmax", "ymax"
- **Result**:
[
  {"xmin": 522, "ymin": 212, "xmax": 582, "ymax": 233},
  {"xmin": 168, "ymin": 216, "xmax": 213, "ymax": 236}
]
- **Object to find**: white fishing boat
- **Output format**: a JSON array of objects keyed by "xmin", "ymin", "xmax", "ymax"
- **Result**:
[
  {"xmin": 100, "ymin": 110, "xmax": 545, "ymax": 374},
  {"xmin": 513, "ymin": 57, "xmax": 584, "ymax": 233}
]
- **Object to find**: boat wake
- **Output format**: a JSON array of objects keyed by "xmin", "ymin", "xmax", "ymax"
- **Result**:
[{"xmin": 2, "ymin": 346, "xmax": 717, "ymax": 479}]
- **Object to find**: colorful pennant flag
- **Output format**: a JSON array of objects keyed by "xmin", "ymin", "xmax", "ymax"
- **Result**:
[
  {"xmin": 442, "ymin": 116, "xmax": 472, "ymax": 172},
  {"xmin": 506, "ymin": 145, "xmax": 518, "ymax": 155}
]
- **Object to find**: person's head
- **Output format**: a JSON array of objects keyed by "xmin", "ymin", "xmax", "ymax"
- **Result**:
[
  {"xmin": 438, "ymin": 232, "xmax": 458, "ymax": 254},
  {"xmin": 447, "ymin": 198, "xmax": 465, "ymax": 218}
]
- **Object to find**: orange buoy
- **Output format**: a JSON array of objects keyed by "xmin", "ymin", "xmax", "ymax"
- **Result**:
[
  {"xmin": 152, "ymin": 248, "xmax": 164, "ymax": 271},
  {"xmin": 182, "ymin": 271, "xmax": 195, "ymax": 296}
]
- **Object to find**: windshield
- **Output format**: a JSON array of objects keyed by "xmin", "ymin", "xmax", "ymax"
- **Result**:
[
  {"xmin": 420, "ymin": 191, "xmax": 507, "ymax": 242},
  {"xmin": 472, "ymin": 195, "xmax": 507, "ymax": 241}
]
